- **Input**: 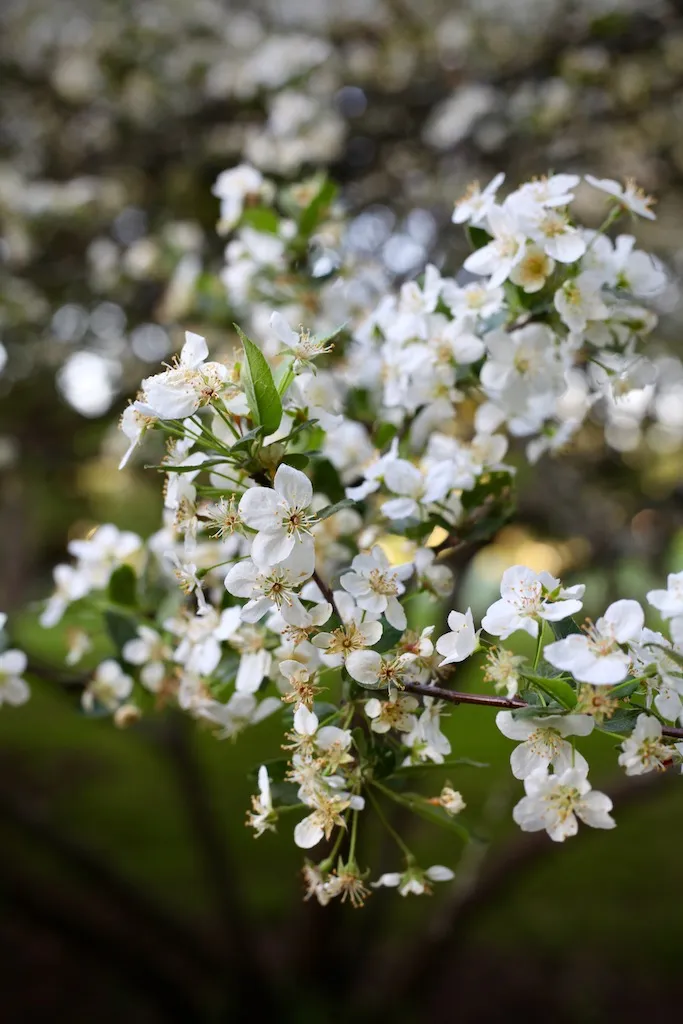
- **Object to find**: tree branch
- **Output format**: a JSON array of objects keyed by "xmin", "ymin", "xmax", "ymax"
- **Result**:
[{"xmin": 402, "ymin": 680, "xmax": 683, "ymax": 739}]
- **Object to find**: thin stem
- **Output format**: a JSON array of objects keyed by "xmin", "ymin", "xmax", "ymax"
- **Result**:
[
  {"xmin": 367, "ymin": 785, "xmax": 414, "ymax": 861},
  {"xmin": 532, "ymin": 622, "xmax": 545, "ymax": 671}
]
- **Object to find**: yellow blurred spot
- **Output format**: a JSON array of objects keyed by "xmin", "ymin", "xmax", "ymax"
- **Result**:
[
  {"xmin": 426, "ymin": 526, "xmax": 448, "ymax": 548},
  {"xmin": 376, "ymin": 534, "xmax": 417, "ymax": 565},
  {"xmin": 473, "ymin": 525, "xmax": 590, "ymax": 582}
]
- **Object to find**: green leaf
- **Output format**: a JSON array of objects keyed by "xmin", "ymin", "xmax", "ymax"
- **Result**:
[
  {"xmin": 648, "ymin": 643, "xmax": 683, "ymax": 673},
  {"xmin": 374, "ymin": 624, "xmax": 404, "ymax": 653},
  {"xmin": 311, "ymin": 458, "xmax": 345, "ymax": 503},
  {"xmin": 522, "ymin": 672, "xmax": 577, "ymax": 709},
  {"xmin": 316, "ymin": 498, "xmax": 356, "ymax": 521},
  {"xmin": 373, "ymin": 422, "xmax": 397, "ymax": 449},
  {"xmin": 607, "ymin": 678, "xmax": 642, "ymax": 699},
  {"xmin": 107, "ymin": 565, "xmax": 137, "ymax": 608},
  {"xmin": 229, "ymin": 426, "xmax": 265, "ymax": 453},
  {"xmin": 397, "ymin": 791, "xmax": 470, "ymax": 840},
  {"xmin": 104, "ymin": 610, "xmax": 138, "ymax": 655},
  {"xmin": 281, "ymin": 453, "xmax": 309, "ymax": 470},
  {"xmin": 466, "ymin": 226, "xmax": 492, "ymax": 250},
  {"xmin": 240, "ymin": 206, "xmax": 279, "ymax": 234},
  {"xmin": 235, "ymin": 325, "xmax": 282, "ymax": 436},
  {"xmin": 298, "ymin": 178, "xmax": 337, "ymax": 238},
  {"xmin": 598, "ymin": 708, "xmax": 641, "ymax": 734},
  {"xmin": 549, "ymin": 617, "xmax": 583, "ymax": 640}
]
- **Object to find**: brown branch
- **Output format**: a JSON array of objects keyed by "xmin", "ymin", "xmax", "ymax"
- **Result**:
[
  {"xmin": 313, "ymin": 569, "xmax": 340, "ymax": 618},
  {"xmin": 402, "ymin": 680, "xmax": 683, "ymax": 739}
]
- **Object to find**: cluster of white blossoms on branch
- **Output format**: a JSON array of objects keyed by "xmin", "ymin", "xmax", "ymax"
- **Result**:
[{"xmin": 5, "ymin": 165, "xmax": 683, "ymax": 905}]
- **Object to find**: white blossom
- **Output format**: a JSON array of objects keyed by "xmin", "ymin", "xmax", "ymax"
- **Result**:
[
  {"xmin": 239, "ymin": 464, "xmax": 317, "ymax": 568},
  {"xmin": 496, "ymin": 711, "xmax": 594, "ymax": 779},
  {"xmin": 513, "ymin": 766, "xmax": 615, "ymax": 841},
  {"xmin": 544, "ymin": 599, "xmax": 644, "ymax": 685}
]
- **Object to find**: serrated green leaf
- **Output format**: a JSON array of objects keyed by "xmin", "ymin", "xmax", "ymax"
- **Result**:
[
  {"xmin": 235, "ymin": 325, "xmax": 282, "ymax": 436},
  {"xmin": 549, "ymin": 617, "xmax": 583, "ymax": 640},
  {"xmin": 108, "ymin": 565, "xmax": 137, "ymax": 608},
  {"xmin": 598, "ymin": 708, "xmax": 641, "ymax": 733},
  {"xmin": 316, "ymin": 498, "xmax": 356, "ymax": 521}
]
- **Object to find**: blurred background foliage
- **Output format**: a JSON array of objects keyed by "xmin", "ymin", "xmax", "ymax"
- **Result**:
[{"xmin": 2, "ymin": 0, "xmax": 683, "ymax": 1020}]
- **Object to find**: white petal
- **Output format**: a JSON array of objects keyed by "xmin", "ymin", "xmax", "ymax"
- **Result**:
[
  {"xmin": 181, "ymin": 331, "xmax": 209, "ymax": 367},
  {"xmin": 346, "ymin": 650, "xmax": 382, "ymax": 686},
  {"xmin": 239, "ymin": 487, "xmax": 281, "ymax": 530},
  {"xmin": 294, "ymin": 815, "xmax": 324, "ymax": 849},
  {"xmin": 274, "ymin": 464, "xmax": 312, "ymax": 509}
]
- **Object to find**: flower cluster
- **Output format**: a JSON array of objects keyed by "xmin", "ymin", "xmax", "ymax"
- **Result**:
[{"xmin": 8, "ymin": 166, "xmax": 682, "ymax": 905}]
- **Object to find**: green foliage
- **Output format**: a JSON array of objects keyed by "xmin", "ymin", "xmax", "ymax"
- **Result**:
[
  {"xmin": 108, "ymin": 565, "xmax": 137, "ymax": 608},
  {"xmin": 235, "ymin": 325, "xmax": 283, "ymax": 436},
  {"xmin": 316, "ymin": 498, "xmax": 356, "ymax": 521},
  {"xmin": 104, "ymin": 609, "xmax": 138, "ymax": 655}
]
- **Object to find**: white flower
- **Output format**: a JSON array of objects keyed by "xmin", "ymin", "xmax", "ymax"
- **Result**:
[
  {"xmin": 512, "ymin": 174, "xmax": 579, "ymax": 209},
  {"xmin": 452, "ymin": 173, "xmax": 505, "ymax": 225},
  {"xmin": 239, "ymin": 464, "xmax": 317, "ymax": 567},
  {"xmin": 381, "ymin": 459, "xmax": 453, "ymax": 521},
  {"xmin": 484, "ymin": 647, "xmax": 526, "ymax": 699},
  {"xmin": 647, "ymin": 572, "xmax": 683, "ymax": 620},
  {"xmin": 437, "ymin": 786, "xmax": 466, "ymax": 816},
  {"xmin": 118, "ymin": 401, "xmax": 157, "ymax": 470},
  {"xmin": 618, "ymin": 714, "xmax": 671, "ymax": 776},
  {"xmin": 364, "ymin": 694, "xmax": 419, "ymax": 733},
  {"xmin": 312, "ymin": 602, "xmax": 382, "ymax": 664},
  {"xmin": 584, "ymin": 175, "xmax": 656, "ymax": 220},
  {"xmin": 122, "ymin": 626, "xmax": 171, "ymax": 692},
  {"xmin": 340, "ymin": 545, "xmax": 412, "ymax": 630},
  {"xmin": 82, "ymin": 660, "xmax": 133, "ymax": 713},
  {"xmin": 372, "ymin": 863, "xmax": 454, "ymax": 896},
  {"xmin": 346, "ymin": 650, "xmax": 417, "ymax": 689},
  {"xmin": 198, "ymin": 692, "xmax": 281, "ymax": 740},
  {"xmin": 414, "ymin": 548, "xmax": 453, "ymax": 599},
  {"xmin": 402, "ymin": 697, "xmax": 451, "ymax": 765},
  {"xmin": 40, "ymin": 563, "xmax": 90, "ymax": 627},
  {"xmin": 544, "ymin": 599, "xmax": 644, "ymax": 685},
  {"xmin": 554, "ymin": 271, "xmax": 607, "ymax": 332},
  {"xmin": 212, "ymin": 163, "xmax": 266, "ymax": 232},
  {"xmin": 247, "ymin": 765, "xmax": 276, "ymax": 837},
  {"xmin": 68, "ymin": 524, "xmax": 143, "ymax": 589},
  {"xmin": 435, "ymin": 608, "xmax": 478, "ymax": 666},
  {"xmin": 496, "ymin": 711, "xmax": 594, "ymax": 779},
  {"xmin": 0, "ymin": 649, "xmax": 30, "ymax": 708},
  {"xmin": 224, "ymin": 545, "xmax": 314, "ymax": 625},
  {"xmin": 513, "ymin": 766, "xmax": 615, "ymax": 841},
  {"xmin": 463, "ymin": 206, "xmax": 526, "ymax": 288},
  {"xmin": 270, "ymin": 312, "xmax": 336, "ymax": 372},
  {"xmin": 516, "ymin": 207, "xmax": 586, "ymax": 264},
  {"xmin": 509, "ymin": 245, "xmax": 555, "ymax": 293},
  {"xmin": 481, "ymin": 565, "xmax": 585, "ymax": 640},
  {"xmin": 141, "ymin": 332, "xmax": 230, "ymax": 420}
]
